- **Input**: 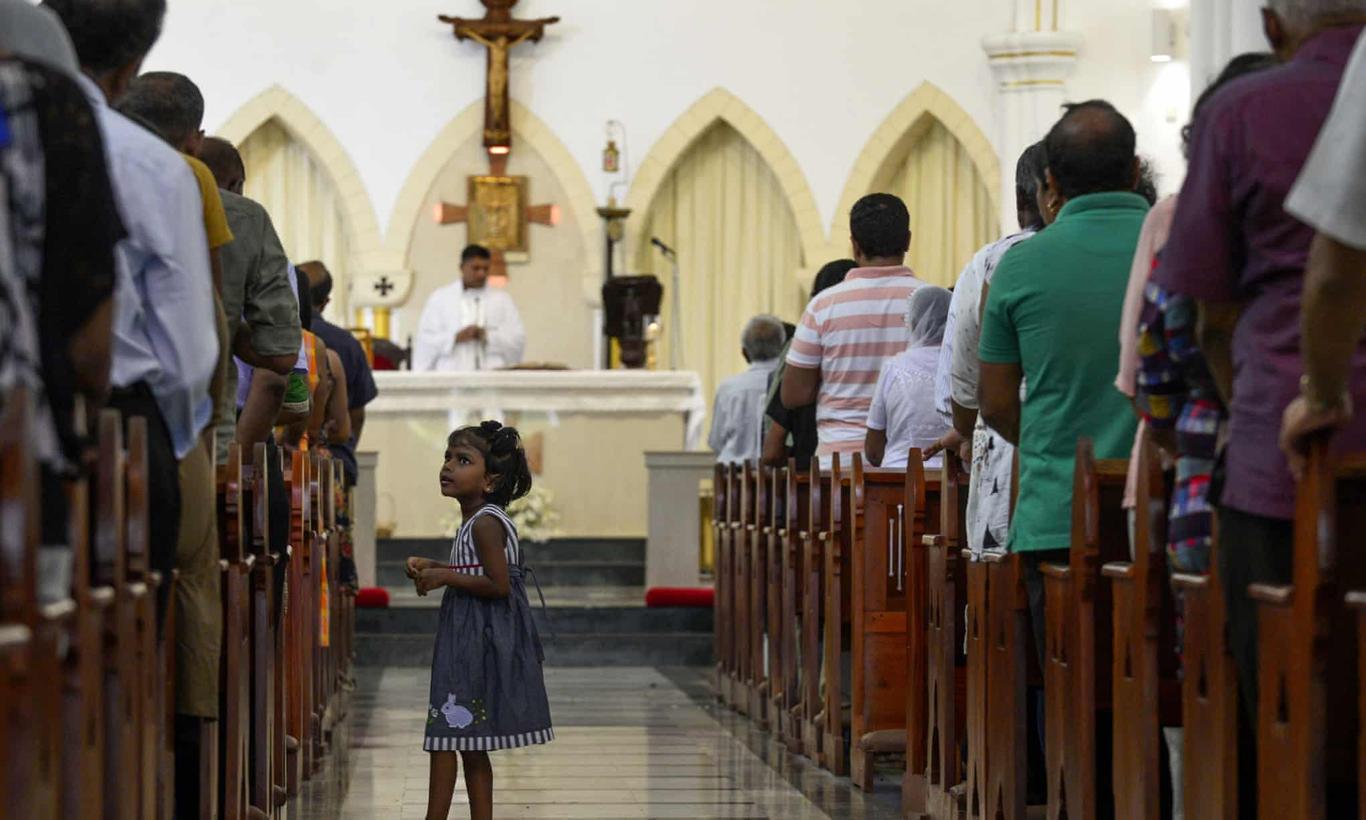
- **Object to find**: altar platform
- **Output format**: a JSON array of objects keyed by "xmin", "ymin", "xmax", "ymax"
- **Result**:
[{"xmin": 363, "ymin": 370, "xmax": 706, "ymax": 539}]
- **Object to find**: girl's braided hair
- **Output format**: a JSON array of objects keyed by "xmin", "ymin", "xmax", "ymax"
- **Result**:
[{"xmin": 448, "ymin": 421, "xmax": 533, "ymax": 507}]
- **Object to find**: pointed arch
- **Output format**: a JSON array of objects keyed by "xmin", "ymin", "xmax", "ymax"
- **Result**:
[
  {"xmin": 385, "ymin": 98, "xmax": 602, "ymax": 295},
  {"xmin": 216, "ymin": 85, "xmax": 384, "ymax": 268},
  {"xmin": 831, "ymin": 83, "xmax": 1001, "ymax": 239},
  {"xmin": 625, "ymin": 88, "xmax": 826, "ymax": 266}
]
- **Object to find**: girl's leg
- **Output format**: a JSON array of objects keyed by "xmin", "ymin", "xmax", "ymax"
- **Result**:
[
  {"xmin": 460, "ymin": 750, "xmax": 494, "ymax": 820},
  {"xmin": 426, "ymin": 751, "xmax": 459, "ymax": 820}
]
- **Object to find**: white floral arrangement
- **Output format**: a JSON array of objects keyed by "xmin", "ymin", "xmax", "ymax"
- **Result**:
[
  {"xmin": 441, "ymin": 485, "xmax": 561, "ymax": 544},
  {"xmin": 506, "ymin": 485, "xmax": 561, "ymax": 544}
]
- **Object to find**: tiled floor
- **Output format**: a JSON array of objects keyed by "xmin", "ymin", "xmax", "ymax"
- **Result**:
[{"xmin": 292, "ymin": 666, "xmax": 904, "ymax": 819}]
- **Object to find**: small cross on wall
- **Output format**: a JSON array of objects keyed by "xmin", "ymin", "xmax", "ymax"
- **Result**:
[{"xmin": 373, "ymin": 276, "xmax": 396, "ymax": 297}]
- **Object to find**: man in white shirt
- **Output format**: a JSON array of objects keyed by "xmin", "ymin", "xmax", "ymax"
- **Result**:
[
  {"xmin": 46, "ymin": 0, "xmax": 220, "ymax": 814},
  {"xmin": 413, "ymin": 243, "xmax": 526, "ymax": 371},
  {"xmin": 710, "ymin": 315, "xmax": 786, "ymax": 464}
]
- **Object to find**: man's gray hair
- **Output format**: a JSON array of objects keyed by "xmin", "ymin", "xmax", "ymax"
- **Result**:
[
  {"xmin": 741, "ymin": 314, "xmax": 787, "ymax": 362},
  {"xmin": 1268, "ymin": 0, "xmax": 1366, "ymax": 25},
  {"xmin": 119, "ymin": 71, "xmax": 204, "ymax": 148}
]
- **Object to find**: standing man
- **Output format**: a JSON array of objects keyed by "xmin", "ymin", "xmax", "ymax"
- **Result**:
[
  {"xmin": 709, "ymin": 314, "xmax": 786, "ymax": 464},
  {"xmin": 781, "ymin": 193, "xmax": 923, "ymax": 465},
  {"xmin": 413, "ymin": 244, "xmax": 525, "ymax": 371},
  {"xmin": 46, "ymin": 0, "xmax": 219, "ymax": 619},
  {"xmin": 978, "ymin": 99, "xmax": 1146, "ymax": 670},
  {"xmin": 300, "ymin": 259, "xmax": 379, "ymax": 485},
  {"xmin": 1156, "ymin": 3, "xmax": 1366, "ymax": 810}
]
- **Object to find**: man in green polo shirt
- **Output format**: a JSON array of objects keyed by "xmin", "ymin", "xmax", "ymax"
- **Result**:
[{"xmin": 978, "ymin": 99, "xmax": 1146, "ymax": 657}]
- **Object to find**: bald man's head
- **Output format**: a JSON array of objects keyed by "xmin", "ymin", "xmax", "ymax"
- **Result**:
[
  {"xmin": 298, "ymin": 261, "xmax": 332, "ymax": 313},
  {"xmin": 1042, "ymin": 100, "xmax": 1138, "ymax": 202},
  {"xmin": 197, "ymin": 136, "xmax": 244, "ymax": 194}
]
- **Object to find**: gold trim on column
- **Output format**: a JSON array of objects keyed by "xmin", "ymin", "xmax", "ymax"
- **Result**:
[{"xmin": 986, "ymin": 50, "xmax": 1078, "ymax": 60}]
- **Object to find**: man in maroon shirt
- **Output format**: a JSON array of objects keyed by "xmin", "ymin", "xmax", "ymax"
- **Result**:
[{"xmin": 1156, "ymin": 0, "xmax": 1366, "ymax": 811}]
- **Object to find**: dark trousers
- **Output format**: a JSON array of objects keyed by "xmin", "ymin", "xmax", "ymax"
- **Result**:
[
  {"xmin": 105, "ymin": 384, "xmax": 181, "ymax": 625},
  {"xmin": 1217, "ymin": 506, "xmax": 1293, "ymax": 820}
]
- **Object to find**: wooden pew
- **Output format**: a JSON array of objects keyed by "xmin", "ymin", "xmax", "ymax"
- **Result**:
[
  {"xmin": 922, "ymin": 454, "xmax": 970, "ymax": 816},
  {"xmin": 124, "ymin": 418, "xmax": 175, "ymax": 820},
  {"xmin": 850, "ymin": 457, "xmax": 934, "ymax": 792},
  {"xmin": 0, "ymin": 621, "xmax": 34, "ymax": 820},
  {"xmin": 1039, "ymin": 439, "xmax": 1128, "ymax": 819},
  {"xmin": 60, "ymin": 401, "xmax": 114, "ymax": 820},
  {"xmin": 821, "ymin": 454, "xmax": 850, "ymax": 774},
  {"xmin": 1350, "ymin": 589, "xmax": 1366, "ymax": 817},
  {"xmin": 765, "ymin": 464, "xmax": 788, "ymax": 739},
  {"xmin": 1170, "ymin": 529, "xmax": 1238, "ymax": 817},
  {"xmin": 247, "ymin": 442, "xmax": 279, "ymax": 816},
  {"xmin": 712, "ymin": 463, "xmax": 730, "ymax": 704},
  {"xmin": 308, "ymin": 452, "xmax": 327, "ymax": 770},
  {"xmin": 799, "ymin": 460, "xmax": 832, "ymax": 763},
  {"xmin": 1250, "ymin": 444, "xmax": 1366, "ymax": 818},
  {"xmin": 748, "ymin": 462, "xmax": 770, "ymax": 724},
  {"xmin": 285, "ymin": 449, "xmax": 314, "ymax": 790},
  {"xmin": 218, "ymin": 441, "xmax": 253, "ymax": 818},
  {"xmin": 94, "ymin": 410, "xmax": 142, "ymax": 820},
  {"xmin": 777, "ymin": 462, "xmax": 808, "ymax": 753},
  {"xmin": 733, "ymin": 462, "xmax": 754, "ymax": 716},
  {"xmin": 0, "ymin": 391, "xmax": 53, "ymax": 820},
  {"xmin": 1103, "ymin": 435, "xmax": 1180, "ymax": 819}
]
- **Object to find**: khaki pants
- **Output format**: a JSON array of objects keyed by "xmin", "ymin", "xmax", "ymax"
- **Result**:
[{"xmin": 175, "ymin": 442, "xmax": 223, "ymax": 718}]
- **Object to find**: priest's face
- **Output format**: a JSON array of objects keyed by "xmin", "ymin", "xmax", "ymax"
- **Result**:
[{"xmin": 461, "ymin": 256, "xmax": 492, "ymax": 290}]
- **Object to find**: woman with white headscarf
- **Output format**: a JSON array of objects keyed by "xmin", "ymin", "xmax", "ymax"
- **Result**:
[{"xmin": 865, "ymin": 285, "xmax": 954, "ymax": 469}]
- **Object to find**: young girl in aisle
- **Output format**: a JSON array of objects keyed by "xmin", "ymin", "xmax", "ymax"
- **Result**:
[{"xmin": 406, "ymin": 421, "xmax": 553, "ymax": 820}]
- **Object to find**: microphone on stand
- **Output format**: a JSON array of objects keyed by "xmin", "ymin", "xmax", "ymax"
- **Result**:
[{"xmin": 650, "ymin": 236, "xmax": 677, "ymax": 257}]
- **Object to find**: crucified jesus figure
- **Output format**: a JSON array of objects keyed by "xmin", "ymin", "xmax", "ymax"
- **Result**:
[{"xmin": 439, "ymin": 3, "xmax": 559, "ymax": 151}]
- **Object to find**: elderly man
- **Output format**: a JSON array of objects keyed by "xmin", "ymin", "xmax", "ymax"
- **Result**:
[
  {"xmin": 1157, "ymin": 1, "xmax": 1366, "ymax": 809},
  {"xmin": 709, "ymin": 315, "xmax": 786, "ymax": 464},
  {"xmin": 782, "ymin": 194, "xmax": 924, "ymax": 464},
  {"xmin": 979, "ymin": 98, "xmax": 1146, "ymax": 665}
]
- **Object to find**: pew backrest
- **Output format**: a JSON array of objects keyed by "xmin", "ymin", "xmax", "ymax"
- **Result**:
[
  {"xmin": 0, "ymin": 390, "xmax": 37, "ymax": 624},
  {"xmin": 94, "ymin": 410, "xmax": 126, "ymax": 588}
]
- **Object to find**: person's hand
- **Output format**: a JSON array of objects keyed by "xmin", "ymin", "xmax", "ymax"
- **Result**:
[
  {"xmin": 405, "ymin": 556, "xmax": 429, "ymax": 580},
  {"xmin": 415, "ymin": 567, "xmax": 450, "ymax": 596},
  {"xmin": 957, "ymin": 436, "xmax": 972, "ymax": 469},
  {"xmin": 923, "ymin": 428, "xmax": 963, "ymax": 460},
  {"xmin": 1279, "ymin": 394, "xmax": 1353, "ymax": 481},
  {"xmin": 455, "ymin": 325, "xmax": 486, "ymax": 344}
]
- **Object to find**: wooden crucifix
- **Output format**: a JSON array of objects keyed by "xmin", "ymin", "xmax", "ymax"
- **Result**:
[{"xmin": 438, "ymin": 0, "xmax": 559, "ymax": 160}]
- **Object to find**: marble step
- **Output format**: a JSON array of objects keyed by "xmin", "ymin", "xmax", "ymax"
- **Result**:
[
  {"xmin": 356, "ymin": 632, "xmax": 713, "ymax": 668},
  {"xmin": 358, "ymin": 604, "xmax": 713, "ymax": 635},
  {"xmin": 375, "ymin": 558, "xmax": 645, "ymax": 588},
  {"xmin": 378, "ymin": 537, "xmax": 646, "ymax": 564}
]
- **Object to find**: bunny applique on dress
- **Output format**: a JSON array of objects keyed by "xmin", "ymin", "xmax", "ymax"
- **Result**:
[{"xmin": 423, "ymin": 504, "xmax": 554, "ymax": 752}]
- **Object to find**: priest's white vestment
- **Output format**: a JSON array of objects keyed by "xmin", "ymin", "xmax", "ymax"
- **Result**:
[{"xmin": 412, "ymin": 282, "xmax": 526, "ymax": 371}]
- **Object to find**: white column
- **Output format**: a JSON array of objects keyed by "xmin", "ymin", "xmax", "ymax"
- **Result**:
[
  {"xmin": 1190, "ymin": 0, "xmax": 1267, "ymax": 97},
  {"xmin": 982, "ymin": 2, "xmax": 1082, "ymax": 231},
  {"xmin": 644, "ymin": 451, "xmax": 715, "ymax": 589},
  {"xmin": 354, "ymin": 451, "xmax": 379, "ymax": 588}
]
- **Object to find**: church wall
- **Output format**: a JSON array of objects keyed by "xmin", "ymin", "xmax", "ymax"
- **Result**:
[{"xmin": 150, "ymin": 0, "xmax": 1199, "ymax": 258}]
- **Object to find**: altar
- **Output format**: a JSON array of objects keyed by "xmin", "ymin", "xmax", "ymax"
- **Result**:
[{"xmin": 362, "ymin": 370, "xmax": 706, "ymax": 538}]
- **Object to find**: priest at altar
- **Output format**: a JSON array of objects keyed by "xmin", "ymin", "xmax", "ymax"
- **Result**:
[{"xmin": 412, "ymin": 243, "xmax": 526, "ymax": 371}]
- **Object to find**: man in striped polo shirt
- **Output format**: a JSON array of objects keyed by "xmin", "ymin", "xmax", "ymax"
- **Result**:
[{"xmin": 781, "ymin": 193, "xmax": 923, "ymax": 464}]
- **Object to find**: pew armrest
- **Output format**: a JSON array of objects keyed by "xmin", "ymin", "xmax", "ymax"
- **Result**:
[
  {"xmin": 858, "ymin": 729, "xmax": 907, "ymax": 754},
  {"xmin": 1170, "ymin": 572, "xmax": 1207, "ymax": 592},
  {"xmin": 1346, "ymin": 590, "xmax": 1366, "ymax": 609},
  {"xmin": 922, "ymin": 535, "xmax": 946, "ymax": 547},
  {"xmin": 1039, "ymin": 562, "xmax": 1070, "ymax": 580},
  {"xmin": 0, "ymin": 624, "xmax": 31, "ymax": 650},
  {"xmin": 88, "ymin": 586, "xmax": 116, "ymax": 609},
  {"xmin": 39, "ymin": 598, "xmax": 79, "ymax": 625},
  {"xmin": 797, "ymin": 531, "xmax": 810, "ymax": 540},
  {"xmin": 1248, "ymin": 583, "xmax": 1292, "ymax": 606},
  {"xmin": 1101, "ymin": 561, "xmax": 1134, "ymax": 580},
  {"xmin": 981, "ymin": 551, "xmax": 1009, "ymax": 565}
]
